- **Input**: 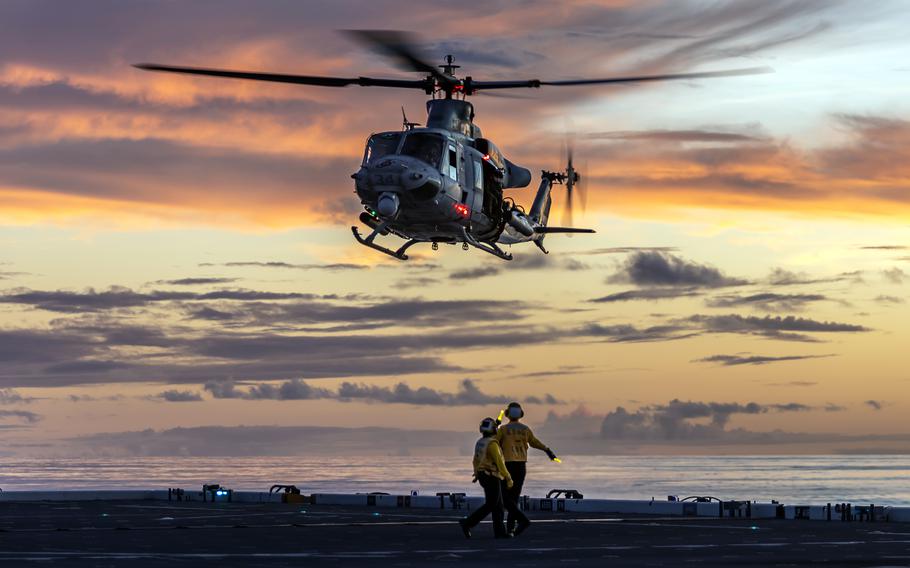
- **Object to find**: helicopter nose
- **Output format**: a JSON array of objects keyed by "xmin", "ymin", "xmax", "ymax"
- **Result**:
[
  {"xmin": 368, "ymin": 156, "xmax": 442, "ymax": 200},
  {"xmin": 401, "ymin": 170, "xmax": 441, "ymax": 199}
]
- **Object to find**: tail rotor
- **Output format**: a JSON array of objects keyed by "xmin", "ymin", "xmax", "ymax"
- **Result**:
[
  {"xmin": 532, "ymin": 134, "xmax": 595, "ymax": 237},
  {"xmin": 561, "ymin": 134, "xmax": 587, "ymax": 233}
]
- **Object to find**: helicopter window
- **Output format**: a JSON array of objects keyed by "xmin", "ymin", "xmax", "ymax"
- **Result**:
[
  {"xmin": 473, "ymin": 159, "xmax": 483, "ymax": 190},
  {"xmin": 447, "ymin": 145, "xmax": 458, "ymax": 179},
  {"xmin": 364, "ymin": 132, "xmax": 402, "ymax": 165},
  {"xmin": 400, "ymin": 133, "xmax": 444, "ymax": 169}
]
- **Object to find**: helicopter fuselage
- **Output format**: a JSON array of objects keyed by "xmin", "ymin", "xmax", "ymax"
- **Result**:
[
  {"xmin": 353, "ymin": 127, "xmax": 495, "ymax": 242},
  {"xmin": 352, "ymin": 99, "xmax": 542, "ymax": 257}
]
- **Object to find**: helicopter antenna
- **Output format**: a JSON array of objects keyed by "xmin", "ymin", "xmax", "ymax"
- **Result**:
[{"xmin": 401, "ymin": 106, "xmax": 420, "ymax": 131}]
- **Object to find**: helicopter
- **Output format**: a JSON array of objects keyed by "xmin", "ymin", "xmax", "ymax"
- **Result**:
[{"xmin": 135, "ymin": 31, "xmax": 769, "ymax": 261}]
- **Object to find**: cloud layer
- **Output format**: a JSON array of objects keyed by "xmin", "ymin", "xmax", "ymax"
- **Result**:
[
  {"xmin": 695, "ymin": 353, "xmax": 831, "ymax": 366},
  {"xmin": 0, "ymin": 274, "xmax": 873, "ymax": 390},
  {"xmin": 608, "ymin": 251, "xmax": 748, "ymax": 288},
  {"xmin": 537, "ymin": 398, "xmax": 893, "ymax": 449},
  {"xmin": 202, "ymin": 377, "xmax": 559, "ymax": 406}
]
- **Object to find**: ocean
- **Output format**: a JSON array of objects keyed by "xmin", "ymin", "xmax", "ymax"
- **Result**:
[{"xmin": 1, "ymin": 455, "xmax": 908, "ymax": 505}]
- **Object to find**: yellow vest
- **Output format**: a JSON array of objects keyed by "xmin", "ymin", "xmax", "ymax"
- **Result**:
[
  {"xmin": 496, "ymin": 421, "xmax": 548, "ymax": 462},
  {"xmin": 473, "ymin": 437, "xmax": 509, "ymax": 480}
]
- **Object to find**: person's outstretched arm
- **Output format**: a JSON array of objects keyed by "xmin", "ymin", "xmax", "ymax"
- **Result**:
[
  {"xmin": 528, "ymin": 427, "xmax": 558, "ymax": 461},
  {"xmin": 527, "ymin": 427, "xmax": 549, "ymax": 451}
]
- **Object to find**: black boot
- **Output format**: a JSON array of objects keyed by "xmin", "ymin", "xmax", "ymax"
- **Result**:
[
  {"xmin": 513, "ymin": 519, "xmax": 531, "ymax": 537},
  {"xmin": 458, "ymin": 519, "xmax": 472, "ymax": 539}
]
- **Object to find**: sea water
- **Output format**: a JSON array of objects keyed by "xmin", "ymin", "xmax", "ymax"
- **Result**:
[{"xmin": 1, "ymin": 455, "xmax": 908, "ymax": 505}]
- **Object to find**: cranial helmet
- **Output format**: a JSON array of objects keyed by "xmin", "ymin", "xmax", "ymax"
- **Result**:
[
  {"xmin": 506, "ymin": 401, "xmax": 524, "ymax": 419},
  {"xmin": 479, "ymin": 417, "xmax": 498, "ymax": 435}
]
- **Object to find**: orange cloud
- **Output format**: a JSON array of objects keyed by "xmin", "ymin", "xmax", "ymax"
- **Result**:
[{"xmin": 574, "ymin": 116, "xmax": 910, "ymax": 220}]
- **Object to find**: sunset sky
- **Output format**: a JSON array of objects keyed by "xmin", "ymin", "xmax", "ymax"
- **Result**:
[{"xmin": 1, "ymin": 0, "xmax": 908, "ymax": 456}]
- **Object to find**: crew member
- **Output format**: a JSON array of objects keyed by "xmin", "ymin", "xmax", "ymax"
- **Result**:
[
  {"xmin": 459, "ymin": 417, "xmax": 513, "ymax": 539},
  {"xmin": 496, "ymin": 401, "xmax": 558, "ymax": 536}
]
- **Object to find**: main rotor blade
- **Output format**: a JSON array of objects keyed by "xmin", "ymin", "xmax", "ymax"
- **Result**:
[
  {"xmin": 134, "ymin": 63, "xmax": 431, "ymax": 90},
  {"xmin": 475, "ymin": 90, "xmax": 535, "ymax": 100},
  {"xmin": 470, "ymin": 66, "xmax": 772, "ymax": 91},
  {"xmin": 342, "ymin": 30, "xmax": 444, "ymax": 79}
]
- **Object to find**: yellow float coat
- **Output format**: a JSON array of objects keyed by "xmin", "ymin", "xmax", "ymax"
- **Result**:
[
  {"xmin": 473, "ymin": 437, "xmax": 511, "ymax": 481},
  {"xmin": 496, "ymin": 422, "xmax": 548, "ymax": 462}
]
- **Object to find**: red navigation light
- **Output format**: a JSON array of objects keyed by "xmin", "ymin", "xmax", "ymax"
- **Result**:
[
  {"xmin": 454, "ymin": 203, "xmax": 470, "ymax": 218},
  {"xmin": 482, "ymin": 154, "xmax": 490, "ymax": 161}
]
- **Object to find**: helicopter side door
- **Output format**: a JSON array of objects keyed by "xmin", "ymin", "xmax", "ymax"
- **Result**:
[
  {"xmin": 461, "ymin": 146, "xmax": 486, "ymax": 223},
  {"xmin": 464, "ymin": 152, "xmax": 484, "ymax": 218},
  {"xmin": 449, "ymin": 141, "xmax": 482, "ymax": 223}
]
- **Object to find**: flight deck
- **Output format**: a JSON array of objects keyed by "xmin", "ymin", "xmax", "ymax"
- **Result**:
[{"xmin": 2, "ymin": 498, "xmax": 910, "ymax": 567}]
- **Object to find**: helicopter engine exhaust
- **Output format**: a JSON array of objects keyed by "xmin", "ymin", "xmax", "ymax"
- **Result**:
[
  {"xmin": 507, "ymin": 209, "xmax": 535, "ymax": 237},
  {"xmin": 377, "ymin": 192, "xmax": 400, "ymax": 218}
]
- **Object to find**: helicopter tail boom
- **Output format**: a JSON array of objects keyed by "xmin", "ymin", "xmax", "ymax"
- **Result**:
[
  {"xmin": 499, "ymin": 164, "xmax": 594, "ymax": 247},
  {"xmin": 529, "ymin": 175, "xmax": 553, "ymax": 224},
  {"xmin": 534, "ymin": 227, "xmax": 596, "ymax": 234}
]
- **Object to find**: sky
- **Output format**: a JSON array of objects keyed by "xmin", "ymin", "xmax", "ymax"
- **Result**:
[{"xmin": 0, "ymin": 0, "xmax": 908, "ymax": 457}]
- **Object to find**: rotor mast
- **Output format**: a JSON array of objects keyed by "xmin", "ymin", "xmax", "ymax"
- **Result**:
[
  {"xmin": 438, "ymin": 55, "xmax": 461, "ymax": 99},
  {"xmin": 440, "ymin": 55, "xmax": 459, "ymax": 77}
]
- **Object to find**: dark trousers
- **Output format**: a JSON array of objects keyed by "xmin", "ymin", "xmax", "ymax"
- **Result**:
[
  {"xmin": 463, "ymin": 472, "xmax": 506, "ymax": 537},
  {"xmin": 504, "ymin": 461, "xmax": 529, "ymax": 532}
]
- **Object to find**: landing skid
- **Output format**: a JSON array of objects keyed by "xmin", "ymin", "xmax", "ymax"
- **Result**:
[
  {"xmin": 461, "ymin": 227, "xmax": 513, "ymax": 261},
  {"xmin": 351, "ymin": 225, "xmax": 422, "ymax": 261}
]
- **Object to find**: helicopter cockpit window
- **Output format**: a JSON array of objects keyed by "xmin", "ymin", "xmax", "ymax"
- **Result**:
[
  {"xmin": 473, "ymin": 159, "xmax": 483, "ymax": 190},
  {"xmin": 364, "ymin": 132, "xmax": 401, "ymax": 165},
  {"xmin": 447, "ymin": 144, "xmax": 458, "ymax": 180},
  {"xmin": 400, "ymin": 133, "xmax": 444, "ymax": 169}
]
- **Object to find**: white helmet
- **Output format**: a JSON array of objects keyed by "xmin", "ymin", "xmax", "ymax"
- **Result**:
[
  {"xmin": 479, "ymin": 417, "xmax": 498, "ymax": 435},
  {"xmin": 506, "ymin": 401, "xmax": 524, "ymax": 419}
]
